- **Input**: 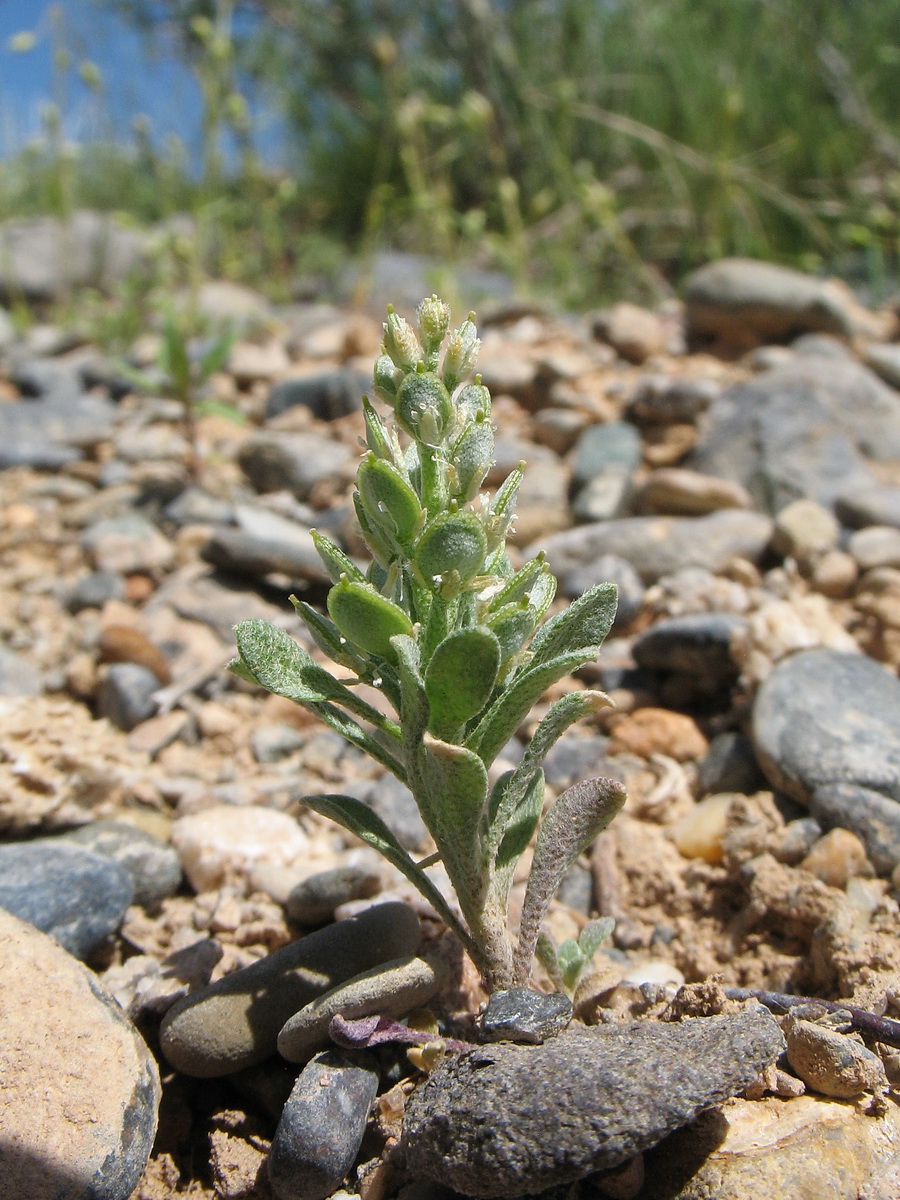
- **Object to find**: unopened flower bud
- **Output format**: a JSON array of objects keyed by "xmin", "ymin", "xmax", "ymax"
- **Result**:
[
  {"xmin": 417, "ymin": 295, "xmax": 451, "ymax": 365},
  {"xmin": 373, "ymin": 354, "xmax": 401, "ymax": 406},
  {"xmin": 383, "ymin": 306, "xmax": 423, "ymax": 371},
  {"xmin": 455, "ymin": 381, "xmax": 491, "ymax": 422},
  {"xmin": 442, "ymin": 315, "xmax": 481, "ymax": 391}
]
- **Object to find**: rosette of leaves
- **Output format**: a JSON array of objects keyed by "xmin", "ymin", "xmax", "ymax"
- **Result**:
[{"xmin": 231, "ymin": 297, "xmax": 626, "ymax": 991}]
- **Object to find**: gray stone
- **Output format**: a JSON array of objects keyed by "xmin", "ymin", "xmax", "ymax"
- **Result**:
[
  {"xmin": 752, "ymin": 648, "xmax": 900, "ymax": 804},
  {"xmin": 81, "ymin": 514, "xmax": 175, "ymax": 575},
  {"xmin": 160, "ymin": 901, "xmax": 421, "ymax": 1076},
  {"xmin": 163, "ymin": 486, "xmax": 235, "ymax": 527},
  {"xmin": 560, "ymin": 554, "xmax": 644, "ymax": 631},
  {"xmin": 196, "ymin": 279, "xmax": 272, "ymax": 326},
  {"xmin": 689, "ymin": 358, "xmax": 900, "ymax": 513},
  {"xmin": 791, "ymin": 332, "xmax": 856, "ymax": 360},
  {"xmin": 571, "ymin": 473, "xmax": 633, "ymax": 523},
  {"xmin": 0, "ymin": 908, "xmax": 160, "ymax": 1200},
  {"xmin": 0, "ymin": 305, "xmax": 13, "ymax": 350},
  {"xmin": 697, "ymin": 732, "xmax": 767, "ymax": 797},
  {"xmin": 8, "ymin": 356, "xmax": 84, "ymax": 400},
  {"xmin": 238, "ymin": 432, "xmax": 352, "ymax": 499},
  {"xmin": 286, "ymin": 865, "xmax": 383, "ymax": 925},
  {"xmin": 835, "ymin": 484, "xmax": 900, "ymax": 531},
  {"xmin": 571, "ymin": 422, "xmax": 642, "ymax": 491},
  {"xmin": 266, "ymin": 369, "xmax": 368, "ymax": 421},
  {"xmin": 479, "ymin": 988, "xmax": 573, "ymax": 1044},
  {"xmin": 0, "ymin": 647, "xmax": 42, "ymax": 696},
  {"xmin": 542, "ymin": 735, "xmax": 611, "ymax": 790},
  {"xmin": 684, "ymin": 258, "xmax": 889, "ymax": 345},
  {"xmin": 251, "ymin": 722, "xmax": 307, "ymax": 764},
  {"xmin": 627, "ymin": 375, "xmax": 720, "ymax": 423},
  {"xmin": 349, "ymin": 774, "xmax": 430, "ymax": 852},
  {"xmin": 535, "ymin": 510, "xmax": 773, "ymax": 584},
  {"xmin": 863, "ymin": 342, "xmax": 900, "ymax": 390},
  {"xmin": 401, "ymin": 1008, "xmax": 785, "ymax": 1197},
  {"xmin": 56, "ymin": 819, "xmax": 182, "ymax": 907},
  {"xmin": 201, "ymin": 527, "xmax": 327, "ymax": 584},
  {"xmin": 97, "ymin": 663, "xmax": 160, "ymax": 731},
  {"xmin": 784, "ymin": 1015, "xmax": 888, "ymax": 1099},
  {"xmin": 632, "ymin": 613, "xmax": 745, "ymax": 685},
  {"xmin": 847, "ymin": 525, "xmax": 900, "ymax": 571},
  {"xmin": 343, "ymin": 250, "xmax": 515, "ymax": 314},
  {"xmin": 0, "ymin": 841, "xmax": 133, "ymax": 959},
  {"xmin": 65, "ymin": 570, "xmax": 126, "ymax": 613},
  {"xmin": 268, "ymin": 1049, "xmax": 379, "ymax": 1200},
  {"xmin": 277, "ymin": 955, "xmax": 447, "ymax": 1062},
  {"xmin": 0, "ymin": 393, "xmax": 116, "ymax": 468},
  {"xmin": 810, "ymin": 783, "xmax": 900, "ymax": 875},
  {"xmin": 556, "ymin": 862, "xmax": 594, "ymax": 917}
]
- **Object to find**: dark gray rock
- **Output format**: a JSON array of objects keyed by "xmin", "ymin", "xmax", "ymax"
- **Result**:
[
  {"xmin": 268, "ymin": 1049, "xmax": 379, "ymax": 1200},
  {"xmin": 542, "ymin": 735, "xmax": 611, "ymax": 791},
  {"xmin": 65, "ymin": 570, "xmax": 126, "ymax": 613},
  {"xmin": 556, "ymin": 862, "xmax": 594, "ymax": 917},
  {"xmin": 160, "ymin": 901, "xmax": 421, "ymax": 1076},
  {"xmin": 163, "ymin": 486, "xmax": 235, "ymax": 527},
  {"xmin": 0, "ymin": 647, "xmax": 42, "ymax": 696},
  {"xmin": 402, "ymin": 1008, "xmax": 785, "ymax": 1197},
  {"xmin": 810, "ymin": 783, "xmax": 900, "ymax": 875},
  {"xmin": 632, "ymin": 613, "xmax": 745, "ymax": 686},
  {"xmin": 697, "ymin": 732, "xmax": 767, "ymax": 797},
  {"xmin": 571, "ymin": 422, "xmax": 642, "ymax": 491},
  {"xmin": 0, "ymin": 393, "xmax": 116, "ymax": 468},
  {"xmin": 56, "ymin": 820, "xmax": 182, "ymax": 907},
  {"xmin": 0, "ymin": 841, "xmax": 133, "ymax": 958},
  {"xmin": 201, "ymin": 527, "xmax": 326, "ymax": 584},
  {"xmin": 535, "ymin": 511, "xmax": 773, "ymax": 584},
  {"xmin": 8, "ymin": 356, "xmax": 84, "ymax": 400},
  {"xmin": 286, "ymin": 865, "xmax": 383, "ymax": 925},
  {"xmin": 348, "ymin": 774, "xmax": 431, "ymax": 852},
  {"xmin": 752, "ymin": 648, "xmax": 900, "ymax": 804},
  {"xmin": 835, "ymin": 484, "xmax": 900, "ymax": 531},
  {"xmin": 627, "ymin": 375, "xmax": 720, "ymax": 423},
  {"xmin": 480, "ymin": 988, "xmax": 573, "ymax": 1044},
  {"xmin": 560, "ymin": 555, "xmax": 644, "ymax": 632},
  {"xmin": 97, "ymin": 663, "xmax": 160, "ymax": 731},
  {"xmin": 266, "ymin": 369, "xmax": 368, "ymax": 421},
  {"xmin": 237, "ymin": 432, "xmax": 352, "ymax": 499},
  {"xmin": 689, "ymin": 358, "xmax": 900, "ymax": 513}
]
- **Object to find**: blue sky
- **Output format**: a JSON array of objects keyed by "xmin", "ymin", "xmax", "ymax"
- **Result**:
[{"xmin": 0, "ymin": 0, "xmax": 276, "ymax": 161}]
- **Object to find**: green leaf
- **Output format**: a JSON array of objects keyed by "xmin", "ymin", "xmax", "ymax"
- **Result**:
[
  {"xmin": 327, "ymin": 578, "xmax": 413, "ymax": 662},
  {"xmin": 308, "ymin": 701, "xmax": 408, "ymax": 782},
  {"xmin": 226, "ymin": 656, "xmax": 260, "ymax": 685},
  {"xmin": 489, "ymin": 768, "xmax": 544, "ymax": 903},
  {"xmin": 485, "ymin": 602, "xmax": 536, "ymax": 670},
  {"xmin": 535, "ymin": 931, "xmax": 565, "ymax": 992},
  {"xmin": 414, "ymin": 510, "xmax": 487, "ymax": 588},
  {"xmin": 578, "ymin": 916, "xmax": 615, "ymax": 959},
  {"xmin": 390, "ymin": 634, "xmax": 430, "ymax": 767},
  {"xmin": 424, "ymin": 626, "xmax": 500, "ymax": 740},
  {"xmin": 467, "ymin": 648, "xmax": 604, "ymax": 767},
  {"xmin": 488, "ymin": 555, "xmax": 550, "ymax": 611},
  {"xmin": 417, "ymin": 735, "xmax": 490, "ymax": 913},
  {"xmin": 311, "ymin": 531, "xmax": 367, "ymax": 586},
  {"xmin": 528, "ymin": 582, "xmax": 618, "ymax": 668},
  {"xmin": 234, "ymin": 619, "xmax": 401, "ymax": 737},
  {"xmin": 289, "ymin": 596, "xmax": 369, "ymax": 673},
  {"xmin": 300, "ymin": 791, "xmax": 476, "ymax": 956},
  {"xmin": 199, "ymin": 331, "xmax": 235, "ymax": 380},
  {"xmin": 513, "ymin": 777, "xmax": 627, "ymax": 984}
]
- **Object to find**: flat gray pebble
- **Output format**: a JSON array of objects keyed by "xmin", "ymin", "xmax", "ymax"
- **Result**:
[
  {"xmin": 56, "ymin": 819, "xmax": 182, "ymax": 906},
  {"xmin": 752, "ymin": 648, "xmax": 900, "ymax": 803},
  {"xmin": 697, "ymin": 731, "xmax": 768, "ymax": 797},
  {"xmin": 632, "ymin": 612, "xmax": 745, "ymax": 686},
  {"xmin": 266, "ymin": 368, "xmax": 367, "ymax": 421},
  {"xmin": 0, "ymin": 647, "xmax": 42, "ymax": 696},
  {"xmin": 810, "ymin": 782, "xmax": 900, "ymax": 875},
  {"xmin": 0, "ymin": 841, "xmax": 133, "ymax": 959},
  {"xmin": 287, "ymin": 864, "xmax": 383, "ymax": 925},
  {"xmin": 479, "ymin": 988, "xmax": 573, "ymax": 1044},
  {"xmin": 401, "ymin": 1007, "xmax": 785, "ymax": 1197},
  {"xmin": 65, "ymin": 570, "xmax": 126, "ymax": 613},
  {"xmin": 268, "ymin": 1049, "xmax": 379, "ymax": 1200},
  {"xmin": 560, "ymin": 554, "xmax": 644, "ymax": 631},
  {"xmin": 96, "ymin": 662, "xmax": 160, "ymax": 731}
]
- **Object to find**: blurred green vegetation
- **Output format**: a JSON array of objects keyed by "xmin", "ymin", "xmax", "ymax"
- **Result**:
[{"xmin": 2, "ymin": 0, "xmax": 899, "ymax": 308}]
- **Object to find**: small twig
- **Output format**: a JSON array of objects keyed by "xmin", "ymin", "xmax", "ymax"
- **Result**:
[{"xmin": 725, "ymin": 986, "xmax": 900, "ymax": 1050}]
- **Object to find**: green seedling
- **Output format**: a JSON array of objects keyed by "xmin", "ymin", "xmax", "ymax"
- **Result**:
[
  {"xmin": 231, "ymin": 297, "xmax": 626, "ymax": 991},
  {"xmin": 537, "ymin": 917, "xmax": 616, "ymax": 996}
]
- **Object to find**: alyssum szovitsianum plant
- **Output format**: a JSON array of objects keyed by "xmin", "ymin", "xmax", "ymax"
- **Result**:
[{"xmin": 230, "ymin": 297, "xmax": 626, "ymax": 992}]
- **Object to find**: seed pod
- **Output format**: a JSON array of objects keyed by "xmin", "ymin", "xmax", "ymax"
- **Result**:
[
  {"xmin": 395, "ymin": 371, "xmax": 454, "ymax": 445},
  {"xmin": 442, "ymin": 316, "xmax": 481, "ymax": 391},
  {"xmin": 357, "ymin": 454, "xmax": 422, "ymax": 549},
  {"xmin": 424, "ymin": 626, "xmax": 501, "ymax": 738},
  {"xmin": 326, "ymin": 577, "xmax": 413, "ymax": 662},
  {"xmin": 415, "ymin": 510, "xmax": 488, "ymax": 587},
  {"xmin": 455, "ymin": 381, "xmax": 491, "ymax": 422},
  {"xmin": 373, "ymin": 355, "xmax": 402, "ymax": 406},
  {"xmin": 451, "ymin": 415, "xmax": 494, "ymax": 502}
]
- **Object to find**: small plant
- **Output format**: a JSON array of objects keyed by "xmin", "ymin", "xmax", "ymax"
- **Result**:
[{"xmin": 230, "ymin": 297, "xmax": 626, "ymax": 991}]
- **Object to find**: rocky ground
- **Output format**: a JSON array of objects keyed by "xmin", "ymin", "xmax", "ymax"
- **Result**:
[{"xmin": 4, "ymin": 251, "xmax": 900, "ymax": 1199}]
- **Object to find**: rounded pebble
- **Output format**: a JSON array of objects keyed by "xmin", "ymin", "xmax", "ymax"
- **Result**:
[
  {"xmin": 0, "ymin": 908, "xmax": 160, "ymax": 1199},
  {"xmin": 286, "ymin": 864, "xmax": 383, "ymax": 925},
  {"xmin": 810, "ymin": 782, "xmax": 900, "ymax": 875},
  {"xmin": 268, "ymin": 1049, "xmax": 379, "ymax": 1200},
  {"xmin": 160, "ymin": 901, "xmax": 421, "ymax": 1076},
  {"xmin": 277, "ymin": 954, "xmax": 447, "ymax": 1062},
  {"xmin": 672, "ymin": 794, "xmax": 734, "ymax": 864},
  {"xmin": 56, "ymin": 819, "xmax": 182, "ymax": 907},
  {"xmin": 96, "ymin": 662, "xmax": 160, "ymax": 731},
  {"xmin": 0, "ymin": 840, "xmax": 133, "ymax": 959},
  {"xmin": 479, "ymin": 987, "xmax": 573, "ymax": 1044},
  {"xmin": 609, "ymin": 708, "xmax": 708, "ymax": 762},
  {"xmin": 785, "ymin": 1016, "xmax": 888, "ymax": 1099},
  {"xmin": 799, "ymin": 827, "xmax": 871, "ymax": 889}
]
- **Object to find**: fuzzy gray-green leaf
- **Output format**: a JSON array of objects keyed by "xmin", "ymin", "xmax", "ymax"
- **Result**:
[
  {"xmin": 417, "ymin": 735, "xmax": 490, "ymax": 912},
  {"xmin": 528, "ymin": 582, "xmax": 617, "ymax": 667}
]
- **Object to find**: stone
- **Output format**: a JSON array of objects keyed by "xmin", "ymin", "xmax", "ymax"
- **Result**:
[
  {"xmin": 810, "ymin": 782, "xmax": 900, "ymax": 876},
  {"xmin": 286, "ymin": 865, "xmax": 383, "ymax": 925},
  {"xmin": 228, "ymin": 338, "xmax": 291, "ymax": 384},
  {"xmin": 277, "ymin": 954, "xmax": 447, "ymax": 1062},
  {"xmin": 508, "ymin": 459, "xmax": 571, "ymax": 543},
  {"xmin": 0, "ymin": 647, "xmax": 42, "ymax": 696},
  {"xmin": 479, "ymin": 988, "xmax": 573, "ymax": 1044},
  {"xmin": 160, "ymin": 901, "xmax": 421, "ymax": 1076},
  {"xmin": 683, "ymin": 257, "xmax": 894, "ymax": 347},
  {"xmin": 635, "ymin": 468, "xmax": 752, "ymax": 516},
  {"xmin": 835, "ymin": 483, "xmax": 900, "ymax": 531},
  {"xmin": 55, "ymin": 819, "xmax": 182, "ymax": 907},
  {"xmin": 627, "ymin": 375, "xmax": 720, "ymax": 423},
  {"xmin": 571, "ymin": 473, "xmax": 633, "ymax": 523},
  {"xmin": 752, "ymin": 647, "xmax": 900, "ymax": 803},
  {"xmin": 196, "ymin": 279, "xmax": 272, "ymax": 325},
  {"xmin": 593, "ymin": 303, "xmax": 668, "ymax": 363},
  {"xmin": 688, "ymin": 358, "xmax": 900, "ymax": 513},
  {"xmin": 541, "ymin": 734, "xmax": 611, "ymax": 790},
  {"xmin": 171, "ymin": 803, "xmax": 325, "ymax": 894},
  {"xmin": 81, "ymin": 515, "xmax": 175, "ymax": 575},
  {"xmin": 863, "ymin": 342, "xmax": 900, "ymax": 390},
  {"xmin": 784, "ymin": 1015, "xmax": 888, "ymax": 1098},
  {"xmin": 0, "ymin": 304, "xmax": 13, "ymax": 350},
  {"xmin": 267, "ymin": 1049, "xmax": 380, "ymax": 1200},
  {"xmin": 201, "ymin": 526, "xmax": 327, "ymax": 583},
  {"xmin": 792, "ymin": 332, "xmax": 857, "ymax": 360},
  {"xmin": 632, "ymin": 612, "xmax": 745, "ymax": 686},
  {"xmin": 65, "ymin": 570, "xmax": 127, "ymax": 613},
  {"xmin": 571, "ymin": 421, "xmax": 642, "ymax": 492},
  {"xmin": 799, "ymin": 827, "xmax": 870, "ymax": 888},
  {"xmin": 559, "ymin": 554, "xmax": 645, "ymax": 632},
  {"xmin": 609, "ymin": 709, "xmax": 708, "ymax": 762},
  {"xmin": 772, "ymin": 499, "xmax": 840, "ymax": 564},
  {"xmin": 98, "ymin": 625, "xmax": 171, "ymax": 684},
  {"xmin": 401, "ymin": 1007, "xmax": 785, "ymax": 1196},
  {"xmin": 348, "ymin": 775, "xmax": 431, "ymax": 852},
  {"xmin": 96, "ymin": 662, "xmax": 160, "ymax": 731},
  {"xmin": 0, "ymin": 908, "xmax": 160, "ymax": 1200},
  {"xmin": 237, "ymin": 432, "xmax": 353, "ymax": 499},
  {"xmin": 672, "ymin": 795, "xmax": 734, "ymax": 864},
  {"xmin": 535, "ymin": 510, "xmax": 773, "ymax": 584},
  {"xmin": 530, "ymin": 407, "xmax": 587, "ymax": 455},
  {"xmin": 697, "ymin": 732, "xmax": 768, "ymax": 797},
  {"xmin": 0, "ymin": 841, "xmax": 133, "ymax": 959},
  {"xmin": 0, "ymin": 393, "xmax": 116, "ymax": 469},
  {"xmin": 848, "ymin": 525, "xmax": 900, "ymax": 571},
  {"xmin": 266, "ymin": 369, "xmax": 368, "ymax": 421},
  {"xmin": 251, "ymin": 722, "xmax": 307, "ymax": 764},
  {"xmin": 163, "ymin": 485, "xmax": 235, "ymax": 527}
]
